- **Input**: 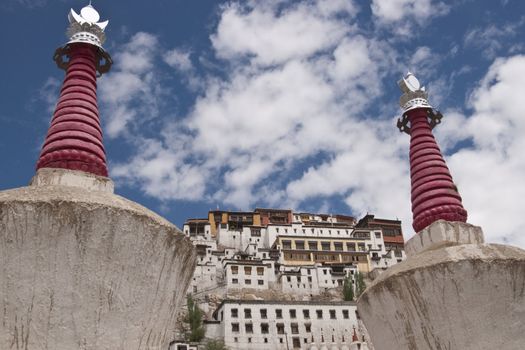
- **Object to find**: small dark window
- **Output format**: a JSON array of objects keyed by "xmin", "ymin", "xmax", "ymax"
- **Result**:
[
  {"xmin": 292, "ymin": 337, "xmax": 301, "ymax": 348},
  {"xmin": 277, "ymin": 323, "xmax": 285, "ymax": 334},
  {"xmin": 316, "ymin": 310, "xmax": 323, "ymax": 319},
  {"xmin": 330, "ymin": 310, "xmax": 336, "ymax": 319},
  {"xmin": 291, "ymin": 323, "xmax": 299, "ymax": 334},
  {"xmin": 261, "ymin": 323, "xmax": 269, "ymax": 334},
  {"xmin": 244, "ymin": 309, "xmax": 251, "ymax": 319},
  {"xmin": 231, "ymin": 308, "xmax": 238, "ymax": 318},
  {"xmin": 303, "ymin": 309, "xmax": 310, "ymax": 319},
  {"xmin": 343, "ymin": 310, "xmax": 349, "ymax": 319},
  {"xmin": 245, "ymin": 323, "xmax": 253, "ymax": 333},
  {"xmin": 260, "ymin": 309, "xmax": 267, "ymax": 319},
  {"xmin": 231, "ymin": 323, "xmax": 239, "ymax": 332},
  {"xmin": 290, "ymin": 309, "xmax": 297, "ymax": 319},
  {"xmin": 276, "ymin": 309, "xmax": 282, "ymax": 318}
]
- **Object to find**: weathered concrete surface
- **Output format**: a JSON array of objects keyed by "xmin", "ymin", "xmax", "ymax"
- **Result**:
[
  {"xmin": 405, "ymin": 220, "xmax": 485, "ymax": 257},
  {"xmin": 357, "ymin": 243, "xmax": 525, "ymax": 350},
  {"xmin": 0, "ymin": 182, "xmax": 196, "ymax": 350},
  {"xmin": 30, "ymin": 168, "xmax": 115, "ymax": 193}
]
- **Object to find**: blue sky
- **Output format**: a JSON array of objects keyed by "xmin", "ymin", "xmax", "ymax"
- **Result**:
[{"xmin": 1, "ymin": 0, "xmax": 524, "ymax": 247}]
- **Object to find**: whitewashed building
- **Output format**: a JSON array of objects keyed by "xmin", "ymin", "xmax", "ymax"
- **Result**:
[{"xmin": 209, "ymin": 300, "xmax": 360, "ymax": 350}]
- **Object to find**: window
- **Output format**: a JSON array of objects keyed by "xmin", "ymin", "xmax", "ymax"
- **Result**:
[
  {"xmin": 264, "ymin": 338, "xmax": 268, "ymax": 343},
  {"xmin": 277, "ymin": 323, "xmax": 285, "ymax": 334},
  {"xmin": 258, "ymin": 280, "xmax": 264, "ymax": 285},
  {"xmin": 232, "ymin": 278, "xmax": 238, "ymax": 284},
  {"xmin": 245, "ymin": 279, "xmax": 251, "ymax": 285},
  {"xmin": 308, "ymin": 241, "xmax": 318, "ymax": 250},
  {"xmin": 287, "ymin": 276, "xmax": 291, "ymax": 282},
  {"xmin": 316, "ymin": 310, "xmax": 323, "ymax": 319},
  {"xmin": 334, "ymin": 242, "xmax": 343, "ymax": 251},
  {"xmin": 244, "ymin": 309, "xmax": 251, "ymax": 318},
  {"xmin": 295, "ymin": 240, "xmax": 305, "ymax": 250},
  {"xmin": 290, "ymin": 309, "xmax": 297, "ymax": 318},
  {"xmin": 231, "ymin": 266, "xmax": 238, "ymax": 274},
  {"xmin": 329, "ymin": 310, "xmax": 336, "ymax": 319},
  {"xmin": 305, "ymin": 323, "xmax": 311, "ymax": 332},
  {"xmin": 321, "ymin": 242, "xmax": 331, "ymax": 251},
  {"xmin": 257, "ymin": 267, "xmax": 264, "ymax": 275},
  {"xmin": 282, "ymin": 240, "xmax": 292, "ymax": 249},
  {"xmin": 231, "ymin": 323, "xmax": 239, "ymax": 332},
  {"xmin": 346, "ymin": 243, "xmax": 356, "ymax": 251},
  {"xmin": 260, "ymin": 309, "xmax": 267, "ymax": 319},
  {"xmin": 375, "ymin": 232, "xmax": 381, "ymax": 238},
  {"xmin": 248, "ymin": 337, "xmax": 252, "ymax": 343},
  {"xmin": 244, "ymin": 266, "xmax": 252, "ymax": 275},
  {"xmin": 261, "ymin": 323, "xmax": 269, "ymax": 334},
  {"xmin": 323, "ymin": 269, "xmax": 328, "ymax": 275},
  {"xmin": 245, "ymin": 323, "xmax": 253, "ymax": 333},
  {"xmin": 276, "ymin": 309, "xmax": 283, "ymax": 318},
  {"xmin": 303, "ymin": 309, "xmax": 310, "ymax": 319},
  {"xmin": 292, "ymin": 337, "xmax": 301, "ymax": 348},
  {"xmin": 343, "ymin": 310, "xmax": 349, "ymax": 319},
  {"xmin": 291, "ymin": 323, "xmax": 299, "ymax": 334},
  {"xmin": 231, "ymin": 308, "xmax": 238, "ymax": 318}
]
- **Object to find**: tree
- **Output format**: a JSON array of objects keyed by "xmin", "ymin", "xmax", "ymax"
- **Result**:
[
  {"xmin": 205, "ymin": 339, "xmax": 229, "ymax": 350},
  {"xmin": 355, "ymin": 272, "xmax": 366, "ymax": 298},
  {"xmin": 343, "ymin": 275, "xmax": 354, "ymax": 301},
  {"xmin": 184, "ymin": 295, "xmax": 205, "ymax": 342}
]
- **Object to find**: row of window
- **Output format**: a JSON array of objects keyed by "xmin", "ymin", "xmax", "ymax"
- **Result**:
[
  {"xmin": 231, "ymin": 308, "xmax": 350, "ymax": 320},
  {"xmin": 283, "ymin": 252, "xmax": 367, "ymax": 263},
  {"xmin": 231, "ymin": 278, "xmax": 265, "ymax": 285},
  {"xmin": 231, "ymin": 266, "xmax": 265, "ymax": 275},
  {"xmin": 231, "ymin": 334, "xmax": 348, "ymax": 348},
  {"xmin": 281, "ymin": 240, "xmax": 368, "ymax": 251},
  {"xmin": 275, "ymin": 227, "xmax": 351, "ymax": 235}
]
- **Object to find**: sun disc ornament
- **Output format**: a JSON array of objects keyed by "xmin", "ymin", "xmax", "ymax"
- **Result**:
[{"xmin": 80, "ymin": 5, "xmax": 100, "ymax": 23}]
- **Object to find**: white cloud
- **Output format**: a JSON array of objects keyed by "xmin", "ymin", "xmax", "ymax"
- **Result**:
[
  {"xmin": 444, "ymin": 55, "xmax": 525, "ymax": 248},
  {"xmin": 164, "ymin": 48, "xmax": 193, "ymax": 72},
  {"xmin": 36, "ymin": 77, "xmax": 61, "ymax": 114},
  {"xmin": 464, "ymin": 19, "xmax": 525, "ymax": 59},
  {"xmin": 105, "ymin": 1, "xmax": 525, "ymax": 249},
  {"xmin": 371, "ymin": 0, "xmax": 449, "ymax": 24},
  {"xmin": 99, "ymin": 32, "xmax": 165, "ymax": 138},
  {"xmin": 211, "ymin": 0, "xmax": 356, "ymax": 66}
]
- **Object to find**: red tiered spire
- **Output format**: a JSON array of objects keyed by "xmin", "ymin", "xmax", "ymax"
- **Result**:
[
  {"xmin": 36, "ymin": 4, "xmax": 112, "ymax": 177},
  {"xmin": 397, "ymin": 73, "xmax": 467, "ymax": 233},
  {"xmin": 37, "ymin": 44, "xmax": 107, "ymax": 176}
]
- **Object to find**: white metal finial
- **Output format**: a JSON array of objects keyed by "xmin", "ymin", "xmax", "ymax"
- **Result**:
[
  {"xmin": 398, "ymin": 72, "xmax": 431, "ymax": 112},
  {"xmin": 66, "ymin": 3, "xmax": 109, "ymax": 47}
]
